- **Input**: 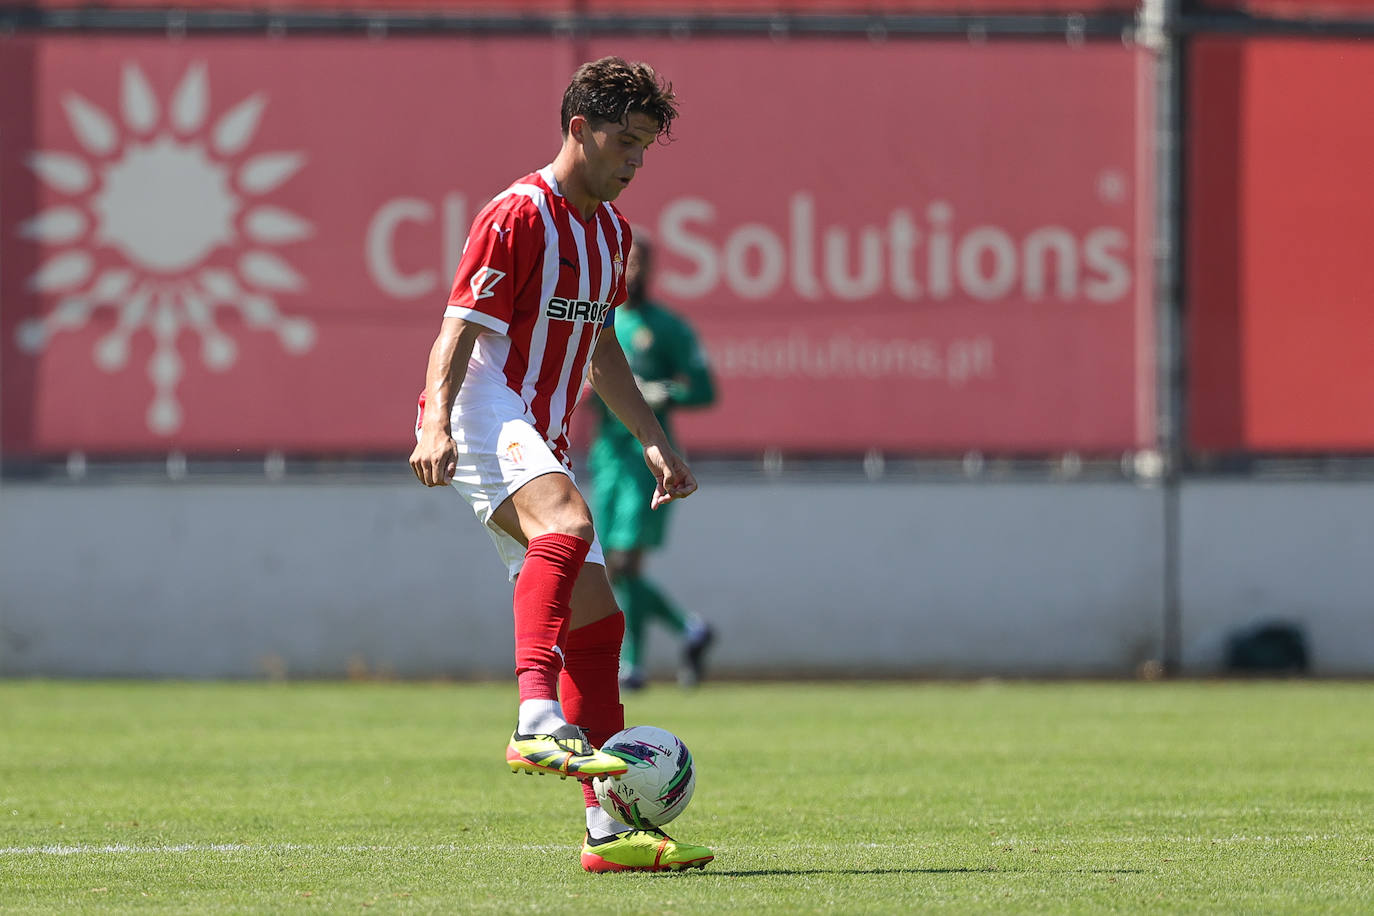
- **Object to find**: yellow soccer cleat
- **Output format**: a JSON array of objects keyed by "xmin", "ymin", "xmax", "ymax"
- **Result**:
[
  {"xmin": 580, "ymin": 827, "xmax": 714, "ymax": 873},
  {"xmin": 506, "ymin": 725, "xmax": 628, "ymax": 780}
]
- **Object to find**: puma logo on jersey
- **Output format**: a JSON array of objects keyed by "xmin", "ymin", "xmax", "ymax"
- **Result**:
[
  {"xmin": 558, "ymin": 256, "xmax": 578, "ymax": 272},
  {"xmin": 490, "ymin": 222, "xmax": 512, "ymax": 241},
  {"xmin": 470, "ymin": 267, "xmax": 506, "ymax": 301},
  {"xmin": 546, "ymin": 297, "xmax": 612, "ymax": 322}
]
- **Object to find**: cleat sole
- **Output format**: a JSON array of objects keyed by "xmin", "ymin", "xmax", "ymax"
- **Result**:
[
  {"xmin": 507, "ymin": 761, "xmax": 623, "ymax": 781},
  {"xmin": 505, "ymin": 735, "xmax": 628, "ymax": 781},
  {"xmin": 582, "ymin": 855, "xmax": 713, "ymax": 874}
]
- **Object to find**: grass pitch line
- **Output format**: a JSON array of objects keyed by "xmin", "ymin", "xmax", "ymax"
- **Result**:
[
  {"xmin": 5, "ymin": 833, "xmax": 1359, "ymax": 858},
  {"xmin": 993, "ymin": 834, "xmax": 1358, "ymax": 846},
  {"xmin": 0, "ymin": 844, "xmax": 255, "ymax": 856},
  {"xmin": 0, "ymin": 843, "xmax": 570, "ymax": 856}
]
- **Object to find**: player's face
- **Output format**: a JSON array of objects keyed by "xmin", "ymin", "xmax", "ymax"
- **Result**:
[{"xmin": 579, "ymin": 112, "xmax": 660, "ymax": 203}]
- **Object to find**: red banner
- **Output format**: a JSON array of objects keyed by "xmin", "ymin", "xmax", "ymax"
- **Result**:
[
  {"xmin": 1189, "ymin": 38, "xmax": 1374, "ymax": 452},
  {"xmin": 0, "ymin": 35, "xmax": 1152, "ymax": 457},
  {"xmin": 20, "ymin": 1, "xmax": 1139, "ymax": 11}
]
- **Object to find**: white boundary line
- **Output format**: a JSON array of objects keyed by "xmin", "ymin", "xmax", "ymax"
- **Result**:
[
  {"xmin": 0, "ymin": 843, "xmax": 571, "ymax": 856},
  {"xmin": 0, "ymin": 835, "xmax": 1363, "ymax": 857}
]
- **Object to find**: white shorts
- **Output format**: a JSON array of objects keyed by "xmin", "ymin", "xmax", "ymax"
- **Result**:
[{"xmin": 417, "ymin": 397, "xmax": 604, "ymax": 581}]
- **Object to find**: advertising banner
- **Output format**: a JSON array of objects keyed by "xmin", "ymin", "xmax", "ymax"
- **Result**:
[
  {"xmin": 0, "ymin": 35, "xmax": 1152, "ymax": 456},
  {"xmin": 20, "ymin": 1, "xmax": 1139, "ymax": 12},
  {"xmin": 1189, "ymin": 38, "xmax": 1374, "ymax": 451}
]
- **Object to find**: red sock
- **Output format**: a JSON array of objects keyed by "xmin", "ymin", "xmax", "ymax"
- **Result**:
[
  {"xmin": 513, "ymin": 533, "xmax": 589, "ymax": 702},
  {"xmin": 561, "ymin": 611, "xmax": 625, "ymax": 808}
]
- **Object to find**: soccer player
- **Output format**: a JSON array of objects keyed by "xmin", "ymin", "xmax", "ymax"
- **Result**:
[
  {"xmin": 588, "ymin": 236, "xmax": 718, "ymax": 691},
  {"xmin": 409, "ymin": 57, "xmax": 713, "ymax": 873}
]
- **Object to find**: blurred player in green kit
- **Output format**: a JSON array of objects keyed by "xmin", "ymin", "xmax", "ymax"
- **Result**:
[{"xmin": 588, "ymin": 236, "xmax": 717, "ymax": 690}]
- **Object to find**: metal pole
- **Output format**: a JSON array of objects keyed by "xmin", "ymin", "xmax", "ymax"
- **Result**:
[{"xmin": 1143, "ymin": 0, "xmax": 1185, "ymax": 675}]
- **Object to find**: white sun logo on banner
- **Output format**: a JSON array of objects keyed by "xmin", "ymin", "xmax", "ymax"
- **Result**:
[{"xmin": 16, "ymin": 61, "xmax": 315, "ymax": 434}]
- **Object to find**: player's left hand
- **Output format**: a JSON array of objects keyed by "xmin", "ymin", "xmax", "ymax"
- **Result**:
[{"xmin": 644, "ymin": 444, "xmax": 697, "ymax": 509}]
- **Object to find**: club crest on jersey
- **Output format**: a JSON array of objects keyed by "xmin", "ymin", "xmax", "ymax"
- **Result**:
[
  {"xmin": 470, "ymin": 267, "xmax": 506, "ymax": 301},
  {"xmin": 546, "ymin": 297, "xmax": 612, "ymax": 323},
  {"xmin": 612, "ymin": 251, "xmax": 624, "ymax": 284}
]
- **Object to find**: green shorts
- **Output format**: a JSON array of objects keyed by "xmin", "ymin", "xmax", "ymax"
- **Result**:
[{"xmin": 587, "ymin": 440, "xmax": 672, "ymax": 552}]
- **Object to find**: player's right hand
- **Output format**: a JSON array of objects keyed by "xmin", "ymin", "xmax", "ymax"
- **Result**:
[{"xmin": 409, "ymin": 432, "xmax": 457, "ymax": 487}]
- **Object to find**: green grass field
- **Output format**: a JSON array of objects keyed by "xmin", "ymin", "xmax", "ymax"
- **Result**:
[{"xmin": 2, "ymin": 680, "xmax": 1371, "ymax": 913}]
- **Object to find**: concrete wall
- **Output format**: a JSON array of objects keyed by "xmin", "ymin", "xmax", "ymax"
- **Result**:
[
  {"xmin": 1178, "ymin": 482, "xmax": 1374, "ymax": 674},
  {"xmin": 1, "ymin": 474, "xmax": 1370, "ymax": 677}
]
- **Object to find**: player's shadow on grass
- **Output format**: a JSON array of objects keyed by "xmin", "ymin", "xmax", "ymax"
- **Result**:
[{"xmin": 705, "ymin": 867, "xmax": 1147, "ymax": 877}]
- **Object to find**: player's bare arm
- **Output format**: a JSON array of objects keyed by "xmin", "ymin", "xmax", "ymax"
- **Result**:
[
  {"xmin": 589, "ymin": 330, "xmax": 698, "ymax": 508},
  {"xmin": 409, "ymin": 316, "xmax": 485, "ymax": 487}
]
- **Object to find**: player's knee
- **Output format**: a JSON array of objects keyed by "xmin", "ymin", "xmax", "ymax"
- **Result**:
[
  {"xmin": 514, "ymin": 475, "xmax": 596, "ymax": 542},
  {"xmin": 554, "ymin": 490, "xmax": 598, "ymax": 542},
  {"xmin": 545, "ymin": 513, "xmax": 596, "ymax": 544},
  {"xmin": 546, "ymin": 502, "xmax": 596, "ymax": 543}
]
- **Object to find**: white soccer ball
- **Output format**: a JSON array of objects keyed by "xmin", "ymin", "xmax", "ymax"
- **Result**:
[{"xmin": 594, "ymin": 725, "xmax": 696, "ymax": 828}]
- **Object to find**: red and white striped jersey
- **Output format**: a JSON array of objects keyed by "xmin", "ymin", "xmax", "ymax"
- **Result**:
[{"xmin": 442, "ymin": 165, "xmax": 631, "ymax": 464}]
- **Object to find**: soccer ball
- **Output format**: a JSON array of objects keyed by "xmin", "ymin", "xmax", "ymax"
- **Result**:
[{"xmin": 593, "ymin": 725, "xmax": 696, "ymax": 828}]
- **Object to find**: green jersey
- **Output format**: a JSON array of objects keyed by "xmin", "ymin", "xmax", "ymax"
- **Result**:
[{"xmin": 591, "ymin": 301, "xmax": 715, "ymax": 457}]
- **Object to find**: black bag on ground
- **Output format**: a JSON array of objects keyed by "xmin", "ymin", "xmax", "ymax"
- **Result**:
[{"xmin": 1225, "ymin": 621, "xmax": 1310, "ymax": 675}]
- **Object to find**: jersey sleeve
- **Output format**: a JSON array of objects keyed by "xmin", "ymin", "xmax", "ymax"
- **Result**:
[
  {"xmin": 444, "ymin": 201, "xmax": 536, "ymax": 335},
  {"xmin": 611, "ymin": 214, "xmax": 635, "ymax": 309}
]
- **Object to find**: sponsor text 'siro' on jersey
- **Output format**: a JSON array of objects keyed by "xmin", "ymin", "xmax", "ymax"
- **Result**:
[{"xmin": 443, "ymin": 166, "xmax": 631, "ymax": 463}]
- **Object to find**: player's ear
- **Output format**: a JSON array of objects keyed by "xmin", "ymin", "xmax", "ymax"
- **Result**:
[{"xmin": 568, "ymin": 114, "xmax": 588, "ymax": 144}]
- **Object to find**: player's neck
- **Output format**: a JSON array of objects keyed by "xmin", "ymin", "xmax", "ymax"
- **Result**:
[{"xmin": 549, "ymin": 152, "xmax": 601, "ymax": 221}]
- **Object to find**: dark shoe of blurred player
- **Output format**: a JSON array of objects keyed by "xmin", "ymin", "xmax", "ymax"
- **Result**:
[{"xmin": 679, "ymin": 620, "xmax": 715, "ymax": 688}]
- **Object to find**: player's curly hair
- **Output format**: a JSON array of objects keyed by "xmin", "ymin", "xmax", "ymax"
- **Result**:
[{"xmin": 560, "ymin": 57, "xmax": 678, "ymax": 140}]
